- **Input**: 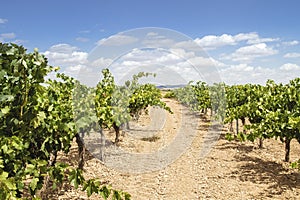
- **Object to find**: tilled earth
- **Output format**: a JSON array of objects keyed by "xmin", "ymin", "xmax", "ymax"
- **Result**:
[{"xmin": 50, "ymin": 98, "xmax": 300, "ymax": 200}]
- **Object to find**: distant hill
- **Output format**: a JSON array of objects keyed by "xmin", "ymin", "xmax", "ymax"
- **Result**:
[{"xmin": 156, "ymin": 84, "xmax": 186, "ymax": 90}]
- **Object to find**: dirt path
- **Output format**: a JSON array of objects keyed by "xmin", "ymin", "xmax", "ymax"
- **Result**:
[{"xmin": 55, "ymin": 98, "xmax": 300, "ymax": 200}]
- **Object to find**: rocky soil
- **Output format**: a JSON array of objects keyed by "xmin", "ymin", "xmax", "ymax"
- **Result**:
[{"xmin": 49, "ymin": 98, "xmax": 300, "ymax": 200}]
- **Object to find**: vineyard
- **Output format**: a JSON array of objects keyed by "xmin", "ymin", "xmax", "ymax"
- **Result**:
[
  {"xmin": 169, "ymin": 79, "xmax": 300, "ymax": 164},
  {"xmin": 1, "ymin": 43, "xmax": 300, "ymax": 199}
]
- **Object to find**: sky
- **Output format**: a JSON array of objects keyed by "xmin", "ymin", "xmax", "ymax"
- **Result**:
[{"xmin": 1, "ymin": 0, "xmax": 300, "ymax": 85}]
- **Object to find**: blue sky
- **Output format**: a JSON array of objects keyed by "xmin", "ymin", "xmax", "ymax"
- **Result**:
[{"xmin": 1, "ymin": 0, "xmax": 300, "ymax": 85}]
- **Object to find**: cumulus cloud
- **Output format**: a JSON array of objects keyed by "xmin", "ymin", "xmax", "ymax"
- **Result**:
[
  {"xmin": 43, "ymin": 44, "xmax": 89, "ymax": 77},
  {"xmin": 228, "ymin": 63, "xmax": 254, "ymax": 72},
  {"xmin": 224, "ymin": 43, "xmax": 278, "ymax": 63},
  {"xmin": 192, "ymin": 32, "xmax": 299, "ymax": 83},
  {"xmin": 280, "ymin": 63, "xmax": 300, "ymax": 71},
  {"xmin": 42, "ymin": 30, "xmax": 300, "ymax": 86},
  {"xmin": 142, "ymin": 34, "xmax": 174, "ymax": 47},
  {"xmin": 47, "ymin": 43, "xmax": 79, "ymax": 53},
  {"xmin": 169, "ymin": 48, "xmax": 195, "ymax": 59},
  {"xmin": 194, "ymin": 32, "xmax": 279, "ymax": 50},
  {"xmin": 284, "ymin": 52, "xmax": 300, "ymax": 58},
  {"xmin": 122, "ymin": 48, "xmax": 166, "ymax": 62},
  {"xmin": 156, "ymin": 53, "xmax": 182, "ymax": 64},
  {"xmin": 90, "ymin": 57, "xmax": 113, "ymax": 68},
  {"xmin": 146, "ymin": 32, "xmax": 158, "ymax": 36},
  {"xmin": 44, "ymin": 51, "xmax": 87, "ymax": 65},
  {"xmin": 218, "ymin": 62, "xmax": 300, "ymax": 85},
  {"xmin": 96, "ymin": 35, "xmax": 138, "ymax": 46},
  {"xmin": 116, "ymin": 47, "xmax": 223, "ymax": 69},
  {"xmin": 43, "ymin": 43, "xmax": 115, "ymax": 86},
  {"xmin": 247, "ymin": 37, "xmax": 279, "ymax": 44},
  {"xmin": 186, "ymin": 56, "xmax": 226, "ymax": 68},
  {"xmin": 233, "ymin": 32, "xmax": 258, "ymax": 41},
  {"xmin": 174, "ymin": 40, "xmax": 204, "ymax": 52},
  {"xmin": 104, "ymin": 47, "xmax": 223, "ymax": 85},
  {"xmin": 0, "ymin": 18, "xmax": 8, "ymax": 24},
  {"xmin": 219, "ymin": 64, "xmax": 275, "ymax": 85},
  {"xmin": 194, "ymin": 34, "xmax": 237, "ymax": 50},
  {"xmin": 282, "ymin": 40, "xmax": 299, "ymax": 46}
]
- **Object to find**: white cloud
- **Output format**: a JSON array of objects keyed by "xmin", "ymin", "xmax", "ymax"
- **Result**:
[
  {"xmin": 192, "ymin": 32, "xmax": 299, "ymax": 83},
  {"xmin": 194, "ymin": 34, "xmax": 237, "ymax": 50},
  {"xmin": 96, "ymin": 35, "xmax": 138, "ymax": 46},
  {"xmin": 48, "ymin": 43, "xmax": 79, "ymax": 53},
  {"xmin": 40, "ymin": 31, "xmax": 300, "ymax": 86},
  {"xmin": 225, "ymin": 43, "xmax": 278, "ymax": 62},
  {"xmin": 0, "ymin": 32, "xmax": 16, "ymax": 43},
  {"xmin": 0, "ymin": 32, "xmax": 16, "ymax": 39},
  {"xmin": 247, "ymin": 37, "xmax": 279, "ymax": 44},
  {"xmin": 233, "ymin": 32, "xmax": 258, "ymax": 41},
  {"xmin": 156, "ymin": 53, "xmax": 181, "ymax": 63},
  {"xmin": 2, "ymin": 33, "xmax": 16, "ymax": 39},
  {"xmin": 146, "ymin": 32, "xmax": 158, "ymax": 36},
  {"xmin": 90, "ymin": 57, "xmax": 113, "ymax": 68},
  {"xmin": 43, "ymin": 44, "xmax": 88, "ymax": 67},
  {"xmin": 68, "ymin": 65, "xmax": 85, "ymax": 72},
  {"xmin": 106, "ymin": 46, "xmax": 224, "ymax": 85},
  {"xmin": 282, "ymin": 40, "xmax": 299, "ymax": 46},
  {"xmin": 143, "ymin": 35, "xmax": 174, "ymax": 47},
  {"xmin": 43, "ymin": 43, "xmax": 114, "ymax": 86},
  {"xmin": 111, "ymin": 49, "xmax": 300, "ymax": 85},
  {"xmin": 186, "ymin": 56, "xmax": 226, "ymax": 68},
  {"xmin": 284, "ymin": 52, "xmax": 300, "ymax": 58},
  {"xmin": 0, "ymin": 18, "xmax": 8, "ymax": 24},
  {"xmin": 169, "ymin": 48, "xmax": 195, "ymax": 59},
  {"xmin": 219, "ymin": 64, "xmax": 274, "ymax": 85},
  {"xmin": 280, "ymin": 63, "xmax": 300, "ymax": 71},
  {"xmin": 118, "ymin": 47, "xmax": 224, "ymax": 69},
  {"xmin": 139, "ymin": 31, "xmax": 180, "ymax": 48},
  {"xmin": 229, "ymin": 63, "xmax": 254, "ymax": 72},
  {"xmin": 122, "ymin": 48, "xmax": 166, "ymax": 61},
  {"xmin": 218, "ymin": 62, "xmax": 300, "ymax": 85},
  {"xmin": 194, "ymin": 32, "xmax": 279, "ymax": 50},
  {"xmin": 122, "ymin": 60, "xmax": 141, "ymax": 67},
  {"xmin": 66, "ymin": 65, "xmax": 87, "ymax": 72},
  {"xmin": 174, "ymin": 40, "xmax": 197, "ymax": 50},
  {"xmin": 76, "ymin": 37, "xmax": 89, "ymax": 42},
  {"xmin": 220, "ymin": 64, "xmax": 282, "ymax": 85}
]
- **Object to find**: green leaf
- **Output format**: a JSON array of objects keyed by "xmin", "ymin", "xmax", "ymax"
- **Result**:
[
  {"xmin": 4, "ymin": 179, "xmax": 17, "ymax": 190},
  {"xmin": 48, "ymin": 104, "xmax": 54, "ymax": 112},
  {"xmin": 225, "ymin": 133, "xmax": 235, "ymax": 141},
  {"xmin": 112, "ymin": 190, "xmax": 122, "ymax": 200},
  {"xmin": 100, "ymin": 185, "xmax": 111, "ymax": 199},
  {"xmin": 124, "ymin": 193, "xmax": 131, "ymax": 200},
  {"xmin": 37, "ymin": 111, "xmax": 46, "ymax": 121},
  {"xmin": 1, "ymin": 145, "xmax": 8, "ymax": 153},
  {"xmin": 1, "ymin": 106, "xmax": 10, "ymax": 115},
  {"xmin": 29, "ymin": 178, "xmax": 39, "ymax": 191},
  {"xmin": 87, "ymin": 185, "xmax": 92, "ymax": 197},
  {"xmin": 0, "ymin": 171, "xmax": 8, "ymax": 180},
  {"xmin": 0, "ymin": 95, "xmax": 14, "ymax": 102},
  {"xmin": 22, "ymin": 59, "xmax": 28, "ymax": 68}
]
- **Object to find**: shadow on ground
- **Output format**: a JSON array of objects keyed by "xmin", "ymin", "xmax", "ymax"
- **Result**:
[{"xmin": 216, "ymin": 137, "xmax": 300, "ymax": 199}]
